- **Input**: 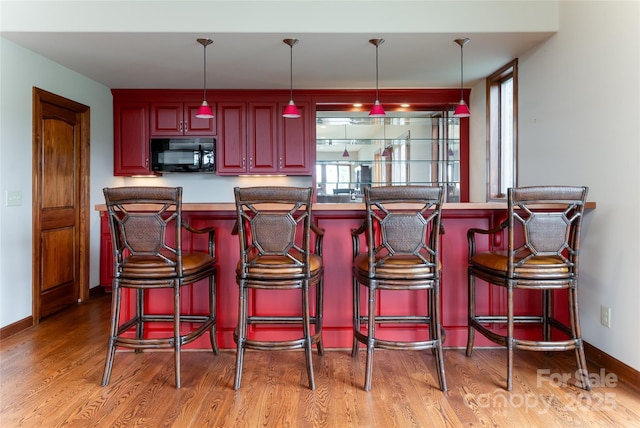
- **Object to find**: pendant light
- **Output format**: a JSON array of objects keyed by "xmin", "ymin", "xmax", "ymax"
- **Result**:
[
  {"xmin": 369, "ymin": 38, "xmax": 386, "ymax": 117},
  {"xmin": 196, "ymin": 38, "xmax": 214, "ymax": 119},
  {"xmin": 283, "ymin": 38, "xmax": 301, "ymax": 118},
  {"xmin": 453, "ymin": 38, "xmax": 471, "ymax": 118},
  {"xmin": 342, "ymin": 145, "xmax": 350, "ymax": 158}
]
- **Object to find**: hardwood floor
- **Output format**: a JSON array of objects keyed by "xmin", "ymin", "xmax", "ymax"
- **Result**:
[{"xmin": 1, "ymin": 295, "xmax": 639, "ymax": 427}]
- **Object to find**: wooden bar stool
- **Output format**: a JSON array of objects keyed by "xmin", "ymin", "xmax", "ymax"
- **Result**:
[
  {"xmin": 232, "ymin": 186, "xmax": 324, "ymax": 390},
  {"xmin": 351, "ymin": 185, "xmax": 447, "ymax": 391},
  {"xmin": 102, "ymin": 186, "xmax": 218, "ymax": 388},
  {"xmin": 466, "ymin": 185, "xmax": 591, "ymax": 391}
]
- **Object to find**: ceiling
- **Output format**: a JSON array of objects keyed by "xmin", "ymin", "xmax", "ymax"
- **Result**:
[{"xmin": 1, "ymin": 31, "xmax": 554, "ymax": 90}]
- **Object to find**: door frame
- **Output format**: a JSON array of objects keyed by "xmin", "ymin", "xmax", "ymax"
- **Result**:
[{"xmin": 32, "ymin": 87, "xmax": 91, "ymax": 323}]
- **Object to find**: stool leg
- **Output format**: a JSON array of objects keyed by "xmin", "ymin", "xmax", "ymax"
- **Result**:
[
  {"xmin": 506, "ymin": 282, "xmax": 514, "ymax": 391},
  {"xmin": 174, "ymin": 284, "xmax": 181, "ymax": 389},
  {"xmin": 569, "ymin": 285, "xmax": 592, "ymax": 391},
  {"xmin": 433, "ymin": 283, "xmax": 447, "ymax": 392},
  {"xmin": 351, "ymin": 277, "xmax": 361, "ymax": 357},
  {"xmin": 315, "ymin": 276, "xmax": 325, "ymax": 356},
  {"xmin": 543, "ymin": 289, "xmax": 551, "ymax": 343},
  {"xmin": 364, "ymin": 285, "xmax": 376, "ymax": 391},
  {"xmin": 209, "ymin": 273, "xmax": 219, "ymax": 355},
  {"xmin": 136, "ymin": 288, "xmax": 144, "ymax": 353},
  {"xmin": 465, "ymin": 269, "xmax": 476, "ymax": 357},
  {"xmin": 101, "ymin": 282, "xmax": 121, "ymax": 386},
  {"xmin": 234, "ymin": 283, "xmax": 248, "ymax": 390},
  {"xmin": 302, "ymin": 283, "xmax": 315, "ymax": 390}
]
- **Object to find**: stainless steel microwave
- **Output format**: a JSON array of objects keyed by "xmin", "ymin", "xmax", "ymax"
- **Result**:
[{"xmin": 151, "ymin": 138, "xmax": 215, "ymax": 173}]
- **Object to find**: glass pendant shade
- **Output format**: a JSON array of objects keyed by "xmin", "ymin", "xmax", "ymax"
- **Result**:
[
  {"xmin": 369, "ymin": 38, "xmax": 386, "ymax": 117},
  {"xmin": 283, "ymin": 100, "xmax": 300, "ymax": 118},
  {"xmin": 283, "ymin": 38, "xmax": 301, "ymax": 118},
  {"xmin": 369, "ymin": 100, "xmax": 386, "ymax": 117},
  {"xmin": 197, "ymin": 101, "xmax": 214, "ymax": 119},
  {"xmin": 453, "ymin": 38, "xmax": 470, "ymax": 118},
  {"xmin": 196, "ymin": 38, "xmax": 214, "ymax": 119},
  {"xmin": 454, "ymin": 101, "xmax": 470, "ymax": 118},
  {"xmin": 342, "ymin": 146, "xmax": 350, "ymax": 157}
]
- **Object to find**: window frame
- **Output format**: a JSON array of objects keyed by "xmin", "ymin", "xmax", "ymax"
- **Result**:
[{"xmin": 486, "ymin": 59, "xmax": 518, "ymax": 201}]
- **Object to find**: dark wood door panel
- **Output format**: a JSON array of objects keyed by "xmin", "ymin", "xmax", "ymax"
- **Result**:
[{"xmin": 34, "ymin": 89, "xmax": 89, "ymax": 320}]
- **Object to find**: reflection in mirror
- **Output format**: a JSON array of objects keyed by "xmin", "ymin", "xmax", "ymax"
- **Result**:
[{"xmin": 316, "ymin": 111, "xmax": 461, "ymax": 203}]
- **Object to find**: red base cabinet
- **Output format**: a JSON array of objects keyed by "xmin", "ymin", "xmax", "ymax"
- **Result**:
[{"xmin": 98, "ymin": 204, "xmax": 567, "ymax": 349}]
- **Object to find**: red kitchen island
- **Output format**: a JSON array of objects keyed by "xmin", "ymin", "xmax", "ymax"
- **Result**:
[{"xmin": 97, "ymin": 201, "xmax": 595, "ymax": 350}]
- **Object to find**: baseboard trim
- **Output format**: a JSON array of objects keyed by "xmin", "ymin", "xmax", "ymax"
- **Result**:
[
  {"xmin": 585, "ymin": 341, "xmax": 640, "ymax": 392},
  {"xmin": 0, "ymin": 316, "xmax": 33, "ymax": 341},
  {"xmin": 89, "ymin": 286, "xmax": 107, "ymax": 298}
]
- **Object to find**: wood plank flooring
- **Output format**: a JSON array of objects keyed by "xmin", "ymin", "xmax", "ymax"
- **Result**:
[{"xmin": 1, "ymin": 295, "xmax": 639, "ymax": 427}]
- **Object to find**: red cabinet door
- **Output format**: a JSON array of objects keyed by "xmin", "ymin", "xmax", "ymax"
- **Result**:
[
  {"xmin": 248, "ymin": 102, "xmax": 278, "ymax": 173},
  {"xmin": 216, "ymin": 102, "xmax": 247, "ymax": 174},
  {"xmin": 150, "ymin": 102, "xmax": 183, "ymax": 136},
  {"xmin": 113, "ymin": 101, "xmax": 150, "ymax": 175},
  {"xmin": 184, "ymin": 102, "xmax": 217, "ymax": 136},
  {"xmin": 278, "ymin": 101, "xmax": 312, "ymax": 174},
  {"xmin": 151, "ymin": 102, "xmax": 216, "ymax": 136}
]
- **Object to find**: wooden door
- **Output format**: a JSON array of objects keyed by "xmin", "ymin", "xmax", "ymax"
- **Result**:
[{"xmin": 33, "ymin": 88, "xmax": 90, "ymax": 321}]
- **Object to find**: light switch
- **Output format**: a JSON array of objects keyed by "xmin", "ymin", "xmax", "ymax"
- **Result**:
[{"xmin": 6, "ymin": 190, "xmax": 22, "ymax": 207}]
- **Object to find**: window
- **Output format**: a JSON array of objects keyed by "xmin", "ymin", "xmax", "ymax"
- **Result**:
[
  {"xmin": 316, "ymin": 162, "xmax": 352, "ymax": 195},
  {"xmin": 487, "ymin": 59, "xmax": 518, "ymax": 200}
]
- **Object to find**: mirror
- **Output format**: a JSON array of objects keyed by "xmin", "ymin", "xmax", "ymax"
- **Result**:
[{"xmin": 316, "ymin": 110, "xmax": 461, "ymax": 203}]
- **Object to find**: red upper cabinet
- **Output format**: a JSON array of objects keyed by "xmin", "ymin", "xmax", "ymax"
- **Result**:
[
  {"xmin": 248, "ymin": 102, "xmax": 279, "ymax": 174},
  {"xmin": 150, "ymin": 102, "xmax": 216, "ymax": 136},
  {"xmin": 217, "ymin": 101, "xmax": 280, "ymax": 175},
  {"xmin": 216, "ymin": 99, "xmax": 312, "ymax": 175},
  {"xmin": 278, "ymin": 100, "xmax": 312, "ymax": 174},
  {"xmin": 113, "ymin": 101, "xmax": 151, "ymax": 176},
  {"xmin": 216, "ymin": 102, "xmax": 247, "ymax": 174}
]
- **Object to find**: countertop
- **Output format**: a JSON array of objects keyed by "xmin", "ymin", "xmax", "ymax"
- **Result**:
[{"xmin": 95, "ymin": 202, "xmax": 596, "ymax": 211}]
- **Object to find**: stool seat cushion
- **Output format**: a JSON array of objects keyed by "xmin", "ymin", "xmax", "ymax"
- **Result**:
[
  {"xmin": 470, "ymin": 251, "xmax": 569, "ymax": 278},
  {"xmin": 121, "ymin": 252, "xmax": 215, "ymax": 279},
  {"xmin": 353, "ymin": 253, "xmax": 439, "ymax": 278},
  {"xmin": 237, "ymin": 253, "xmax": 322, "ymax": 278}
]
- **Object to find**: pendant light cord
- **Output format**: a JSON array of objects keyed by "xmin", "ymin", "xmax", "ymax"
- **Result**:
[
  {"xmin": 375, "ymin": 43, "xmax": 380, "ymax": 101},
  {"xmin": 203, "ymin": 43, "xmax": 208, "ymax": 101},
  {"xmin": 289, "ymin": 43, "xmax": 294, "ymax": 101},
  {"xmin": 459, "ymin": 43, "xmax": 464, "ymax": 101}
]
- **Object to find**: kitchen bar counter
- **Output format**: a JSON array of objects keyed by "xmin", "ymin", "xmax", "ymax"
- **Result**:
[
  {"xmin": 97, "ymin": 202, "xmax": 595, "ymax": 212},
  {"xmin": 97, "ymin": 201, "xmax": 595, "ymax": 349}
]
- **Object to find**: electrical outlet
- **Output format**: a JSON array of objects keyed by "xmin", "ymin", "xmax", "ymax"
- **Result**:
[{"xmin": 600, "ymin": 305, "xmax": 611, "ymax": 328}]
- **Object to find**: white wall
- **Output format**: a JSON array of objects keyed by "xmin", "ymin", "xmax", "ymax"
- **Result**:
[
  {"xmin": 0, "ymin": 38, "xmax": 117, "ymax": 326},
  {"xmin": 516, "ymin": 0, "xmax": 640, "ymax": 370}
]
